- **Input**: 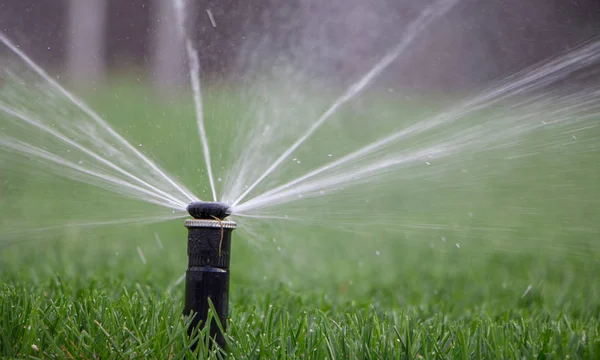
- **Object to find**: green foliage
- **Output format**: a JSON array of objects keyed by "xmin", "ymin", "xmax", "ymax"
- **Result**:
[{"xmin": 1, "ymin": 83, "xmax": 599, "ymax": 358}]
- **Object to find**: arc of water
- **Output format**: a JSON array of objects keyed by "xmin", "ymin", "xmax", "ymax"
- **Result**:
[
  {"xmin": 235, "ymin": 90, "xmax": 598, "ymax": 214},
  {"xmin": 1, "ymin": 213, "xmax": 188, "ymax": 248},
  {"xmin": 0, "ymin": 137, "xmax": 186, "ymax": 210},
  {"xmin": 233, "ymin": 144, "xmax": 452, "ymax": 213},
  {"xmin": 172, "ymin": 0, "xmax": 218, "ymax": 201},
  {"xmin": 235, "ymin": 38, "xmax": 600, "ymax": 211},
  {"xmin": 0, "ymin": 102, "xmax": 189, "ymax": 208},
  {"xmin": 230, "ymin": 0, "xmax": 461, "ymax": 207},
  {"xmin": 185, "ymin": 39, "xmax": 218, "ymax": 201},
  {"xmin": 234, "ymin": 109, "xmax": 556, "ymax": 213},
  {"xmin": 3, "ymin": 214, "xmax": 188, "ymax": 238},
  {"xmin": 0, "ymin": 33, "xmax": 198, "ymax": 203}
]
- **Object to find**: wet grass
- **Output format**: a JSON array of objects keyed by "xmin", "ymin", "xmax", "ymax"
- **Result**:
[{"xmin": 1, "ymin": 82, "xmax": 600, "ymax": 359}]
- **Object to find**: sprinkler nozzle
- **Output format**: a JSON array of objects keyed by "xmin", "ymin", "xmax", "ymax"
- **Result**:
[{"xmin": 186, "ymin": 201, "xmax": 231, "ymax": 220}]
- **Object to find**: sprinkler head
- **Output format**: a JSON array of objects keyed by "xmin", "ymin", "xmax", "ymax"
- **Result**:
[
  {"xmin": 186, "ymin": 201, "xmax": 231, "ymax": 220},
  {"xmin": 183, "ymin": 211, "xmax": 236, "ymax": 351}
]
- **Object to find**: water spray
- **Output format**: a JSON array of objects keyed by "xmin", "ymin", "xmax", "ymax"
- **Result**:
[{"xmin": 184, "ymin": 201, "xmax": 235, "ymax": 350}]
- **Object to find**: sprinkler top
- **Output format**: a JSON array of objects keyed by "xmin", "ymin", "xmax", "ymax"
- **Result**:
[{"xmin": 186, "ymin": 201, "xmax": 231, "ymax": 220}]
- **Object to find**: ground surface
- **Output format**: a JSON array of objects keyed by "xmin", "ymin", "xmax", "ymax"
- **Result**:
[{"xmin": 1, "ymin": 83, "xmax": 599, "ymax": 359}]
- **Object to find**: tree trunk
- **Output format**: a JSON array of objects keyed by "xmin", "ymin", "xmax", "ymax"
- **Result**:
[
  {"xmin": 151, "ymin": 0, "xmax": 186, "ymax": 94},
  {"xmin": 67, "ymin": 0, "xmax": 107, "ymax": 86}
]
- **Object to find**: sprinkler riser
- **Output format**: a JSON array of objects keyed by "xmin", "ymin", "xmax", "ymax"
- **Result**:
[{"xmin": 184, "ymin": 219, "xmax": 236, "ymax": 350}]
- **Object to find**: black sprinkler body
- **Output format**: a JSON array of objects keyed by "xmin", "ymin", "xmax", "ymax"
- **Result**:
[{"xmin": 184, "ymin": 201, "xmax": 236, "ymax": 351}]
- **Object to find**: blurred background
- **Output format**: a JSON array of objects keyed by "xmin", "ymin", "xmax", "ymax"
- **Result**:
[
  {"xmin": 1, "ymin": 0, "xmax": 600, "ymax": 293},
  {"xmin": 1, "ymin": 0, "xmax": 599, "ymax": 94}
]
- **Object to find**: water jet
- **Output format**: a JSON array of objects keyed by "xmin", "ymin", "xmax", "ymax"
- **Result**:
[{"xmin": 183, "ymin": 201, "xmax": 235, "ymax": 350}]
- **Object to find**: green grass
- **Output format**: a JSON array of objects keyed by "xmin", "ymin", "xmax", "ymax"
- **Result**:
[{"xmin": 1, "ymin": 82, "xmax": 600, "ymax": 359}]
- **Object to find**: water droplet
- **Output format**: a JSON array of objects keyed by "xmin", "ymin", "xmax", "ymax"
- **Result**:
[
  {"xmin": 328, "ymin": 154, "xmax": 333, "ymax": 157},
  {"xmin": 572, "ymin": 135, "xmax": 577, "ymax": 140},
  {"xmin": 218, "ymin": 178, "xmax": 222, "ymax": 182},
  {"xmin": 425, "ymin": 161, "xmax": 431, "ymax": 165},
  {"xmin": 441, "ymin": 236, "xmax": 446, "ymax": 242},
  {"xmin": 455, "ymin": 243, "xmax": 460, "ymax": 248},
  {"xmin": 137, "ymin": 246, "xmax": 147, "ymax": 264},
  {"xmin": 138, "ymin": 144, "xmax": 143, "ymax": 147},
  {"xmin": 521, "ymin": 284, "xmax": 532, "ymax": 298},
  {"xmin": 375, "ymin": 250, "xmax": 380, "ymax": 256},
  {"xmin": 277, "ymin": 246, "xmax": 281, "ymax": 252}
]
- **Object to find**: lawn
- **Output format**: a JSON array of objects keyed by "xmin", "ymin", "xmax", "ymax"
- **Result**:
[{"xmin": 1, "ymin": 81, "xmax": 599, "ymax": 359}]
